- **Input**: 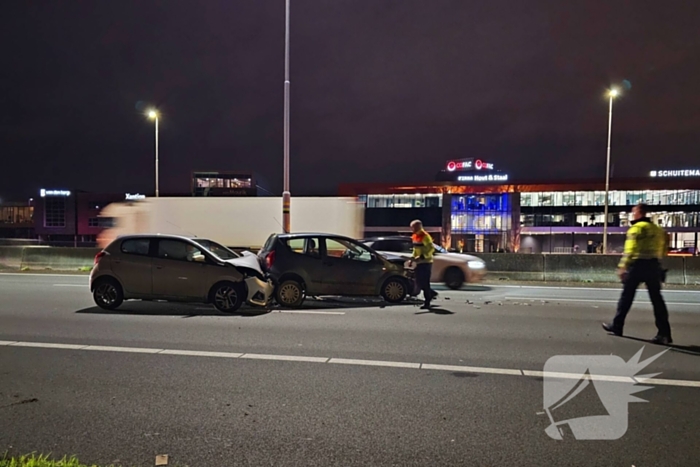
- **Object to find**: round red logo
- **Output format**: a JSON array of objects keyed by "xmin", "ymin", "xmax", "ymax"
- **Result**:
[
  {"xmin": 475, "ymin": 159, "xmax": 483, "ymax": 169},
  {"xmin": 447, "ymin": 161, "xmax": 456, "ymax": 171}
]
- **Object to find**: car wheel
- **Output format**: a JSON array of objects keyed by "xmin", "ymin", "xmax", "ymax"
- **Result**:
[
  {"xmin": 211, "ymin": 281, "xmax": 245, "ymax": 313},
  {"xmin": 444, "ymin": 267, "xmax": 465, "ymax": 290},
  {"xmin": 276, "ymin": 280, "xmax": 305, "ymax": 308},
  {"xmin": 381, "ymin": 277, "xmax": 408, "ymax": 303},
  {"xmin": 93, "ymin": 278, "xmax": 124, "ymax": 310}
]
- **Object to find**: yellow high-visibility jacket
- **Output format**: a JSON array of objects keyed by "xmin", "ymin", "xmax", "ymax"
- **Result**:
[
  {"xmin": 618, "ymin": 218, "xmax": 668, "ymax": 269},
  {"xmin": 412, "ymin": 230, "xmax": 435, "ymax": 264}
]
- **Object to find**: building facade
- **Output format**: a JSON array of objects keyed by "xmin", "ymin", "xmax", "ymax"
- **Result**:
[
  {"xmin": 192, "ymin": 171, "xmax": 257, "ymax": 197},
  {"xmin": 340, "ymin": 159, "xmax": 700, "ymax": 254}
]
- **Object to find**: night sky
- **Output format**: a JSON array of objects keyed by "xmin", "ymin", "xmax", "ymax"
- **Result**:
[{"xmin": 2, "ymin": 1, "xmax": 699, "ymax": 201}]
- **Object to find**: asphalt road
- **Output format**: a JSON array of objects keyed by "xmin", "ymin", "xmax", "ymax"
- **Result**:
[{"xmin": 1, "ymin": 273, "xmax": 700, "ymax": 466}]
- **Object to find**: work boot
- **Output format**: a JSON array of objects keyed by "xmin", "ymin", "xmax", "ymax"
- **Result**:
[
  {"xmin": 651, "ymin": 335, "xmax": 673, "ymax": 345},
  {"xmin": 602, "ymin": 322, "xmax": 623, "ymax": 337},
  {"xmin": 420, "ymin": 302, "xmax": 433, "ymax": 310}
]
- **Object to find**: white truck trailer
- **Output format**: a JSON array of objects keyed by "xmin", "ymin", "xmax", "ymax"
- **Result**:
[{"xmin": 97, "ymin": 197, "xmax": 365, "ymax": 250}]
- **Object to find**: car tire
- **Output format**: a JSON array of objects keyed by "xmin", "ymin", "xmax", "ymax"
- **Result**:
[
  {"xmin": 275, "ymin": 279, "xmax": 305, "ymax": 308},
  {"xmin": 93, "ymin": 277, "xmax": 124, "ymax": 310},
  {"xmin": 381, "ymin": 277, "xmax": 408, "ymax": 303},
  {"xmin": 211, "ymin": 281, "xmax": 245, "ymax": 313},
  {"xmin": 444, "ymin": 267, "xmax": 465, "ymax": 290}
]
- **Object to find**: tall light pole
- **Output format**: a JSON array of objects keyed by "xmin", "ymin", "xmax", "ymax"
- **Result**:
[
  {"xmin": 282, "ymin": 0, "xmax": 291, "ymax": 233},
  {"xmin": 148, "ymin": 109, "xmax": 160, "ymax": 197},
  {"xmin": 602, "ymin": 88, "xmax": 618, "ymax": 254}
]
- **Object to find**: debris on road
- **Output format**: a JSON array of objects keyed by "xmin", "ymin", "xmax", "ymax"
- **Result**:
[{"xmin": 155, "ymin": 454, "xmax": 168, "ymax": 466}]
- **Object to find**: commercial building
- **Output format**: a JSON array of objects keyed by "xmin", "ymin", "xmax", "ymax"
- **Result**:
[
  {"xmin": 0, "ymin": 200, "xmax": 34, "ymax": 240},
  {"xmin": 192, "ymin": 171, "xmax": 257, "ymax": 197},
  {"xmin": 31, "ymin": 189, "xmax": 147, "ymax": 246},
  {"xmin": 340, "ymin": 159, "xmax": 700, "ymax": 254}
]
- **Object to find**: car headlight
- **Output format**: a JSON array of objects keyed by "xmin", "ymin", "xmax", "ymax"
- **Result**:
[{"xmin": 468, "ymin": 260, "xmax": 485, "ymax": 269}]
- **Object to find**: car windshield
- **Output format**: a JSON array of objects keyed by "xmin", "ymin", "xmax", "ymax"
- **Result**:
[
  {"xmin": 433, "ymin": 244, "xmax": 447, "ymax": 254},
  {"xmin": 194, "ymin": 239, "xmax": 240, "ymax": 260}
]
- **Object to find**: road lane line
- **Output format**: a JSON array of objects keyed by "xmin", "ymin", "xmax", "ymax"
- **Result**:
[
  {"xmin": 633, "ymin": 377, "xmax": 700, "ymax": 388},
  {"xmin": 8, "ymin": 342, "xmax": 88, "ymax": 350},
  {"xmin": 489, "ymin": 284, "xmax": 700, "ymax": 294},
  {"xmin": 522, "ymin": 370, "xmax": 635, "ymax": 383},
  {"xmin": 507, "ymin": 297, "xmax": 700, "ymax": 306},
  {"xmin": 271, "ymin": 310, "xmax": 346, "ymax": 315},
  {"xmin": 328, "ymin": 358, "xmax": 420, "ymax": 369},
  {"xmin": 2, "ymin": 340, "xmax": 699, "ymax": 388},
  {"xmin": 82, "ymin": 345, "xmax": 164, "ymax": 354},
  {"xmin": 159, "ymin": 350, "xmax": 243, "ymax": 358},
  {"xmin": 421, "ymin": 363, "xmax": 522, "ymax": 376},
  {"xmin": 240, "ymin": 353, "xmax": 329, "ymax": 363}
]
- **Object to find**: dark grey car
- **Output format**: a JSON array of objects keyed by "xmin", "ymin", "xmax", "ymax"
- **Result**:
[{"xmin": 257, "ymin": 233, "xmax": 410, "ymax": 308}]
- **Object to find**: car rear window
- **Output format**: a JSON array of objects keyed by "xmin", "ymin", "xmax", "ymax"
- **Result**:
[
  {"xmin": 262, "ymin": 234, "xmax": 277, "ymax": 252},
  {"xmin": 121, "ymin": 238, "xmax": 150, "ymax": 256}
]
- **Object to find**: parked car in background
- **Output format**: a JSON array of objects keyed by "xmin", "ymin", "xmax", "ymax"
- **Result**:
[
  {"xmin": 668, "ymin": 247, "xmax": 696, "ymax": 256},
  {"xmin": 90, "ymin": 234, "xmax": 273, "ymax": 313},
  {"xmin": 361, "ymin": 236, "xmax": 487, "ymax": 289},
  {"xmin": 257, "ymin": 233, "xmax": 411, "ymax": 307}
]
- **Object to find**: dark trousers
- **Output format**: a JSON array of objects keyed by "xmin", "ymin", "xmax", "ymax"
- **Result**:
[
  {"xmin": 415, "ymin": 263, "xmax": 435, "ymax": 303},
  {"xmin": 613, "ymin": 259, "xmax": 671, "ymax": 338}
]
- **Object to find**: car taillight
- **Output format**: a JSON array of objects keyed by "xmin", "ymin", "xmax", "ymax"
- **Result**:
[
  {"xmin": 94, "ymin": 251, "xmax": 106, "ymax": 265},
  {"xmin": 265, "ymin": 250, "xmax": 275, "ymax": 269}
]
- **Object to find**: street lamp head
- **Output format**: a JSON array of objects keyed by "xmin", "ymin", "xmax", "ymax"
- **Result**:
[
  {"xmin": 147, "ymin": 109, "xmax": 158, "ymax": 120},
  {"xmin": 609, "ymin": 88, "xmax": 619, "ymax": 98}
]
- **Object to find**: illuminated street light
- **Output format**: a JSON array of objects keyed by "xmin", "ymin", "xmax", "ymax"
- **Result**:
[
  {"xmin": 147, "ymin": 109, "xmax": 160, "ymax": 197},
  {"xmin": 603, "ymin": 88, "xmax": 620, "ymax": 254},
  {"xmin": 282, "ymin": 0, "xmax": 291, "ymax": 232}
]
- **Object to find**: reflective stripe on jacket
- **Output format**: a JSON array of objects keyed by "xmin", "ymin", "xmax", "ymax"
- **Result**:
[
  {"xmin": 618, "ymin": 218, "xmax": 667, "ymax": 269},
  {"xmin": 412, "ymin": 230, "xmax": 434, "ymax": 264}
]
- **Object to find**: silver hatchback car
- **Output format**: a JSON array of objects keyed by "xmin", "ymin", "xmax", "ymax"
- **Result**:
[{"xmin": 90, "ymin": 234, "xmax": 273, "ymax": 313}]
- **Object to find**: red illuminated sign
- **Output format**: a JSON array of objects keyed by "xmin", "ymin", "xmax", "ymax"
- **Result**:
[
  {"xmin": 474, "ymin": 159, "xmax": 494, "ymax": 170},
  {"xmin": 446, "ymin": 159, "xmax": 473, "ymax": 171}
]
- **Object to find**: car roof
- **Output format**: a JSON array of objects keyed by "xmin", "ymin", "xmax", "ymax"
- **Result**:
[
  {"xmin": 114, "ymin": 233, "xmax": 203, "ymax": 242},
  {"xmin": 274, "ymin": 232, "xmax": 358, "ymax": 240},
  {"xmin": 362, "ymin": 236, "xmax": 412, "ymax": 242}
]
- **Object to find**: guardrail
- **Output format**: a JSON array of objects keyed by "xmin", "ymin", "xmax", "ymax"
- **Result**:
[
  {"xmin": 0, "ymin": 246, "xmax": 100, "ymax": 272},
  {"xmin": 1, "ymin": 246, "xmax": 699, "ymax": 284}
]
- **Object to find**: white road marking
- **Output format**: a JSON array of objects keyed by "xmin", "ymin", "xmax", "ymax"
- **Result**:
[
  {"xmin": 421, "ymin": 363, "xmax": 522, "ymax": 376},
  {"xmin": 522, "ymin": 370, "xmax": 635, "ymax": 383},
  {"xmin": 83, "ymin": 345, "xmax": 163, "ymax": 354},
  {"xmin": 9, "ymin": 342, "xmax": 87, "ymax": 350},
  {"xmin": 240, "ymin": 353, "xmax": 329, "ymax": 363},
  {"xmin": 507, "ymin": 297, "xmax": 700, "ymax": 306},
  {"xmin": 634, "ymin": 378, "xmax": 700, "ymax": 388},
  {"xmin": 271, "ymin": 310, "xmax": 346, "ymax": 315},
  {"xmin": 489, "ymin": 284, "xmax": 700, "ymax": 294},
  {"xmin": 1, "ymin": 340, "xmax": 698, "ymax": 388},
  {"xmin": 159, "ymin": 349, "xmax": 243, "ymax": 358},
  {"xmin": 329, "ymin": 358, "xmax": 420, "ymax": 369}
]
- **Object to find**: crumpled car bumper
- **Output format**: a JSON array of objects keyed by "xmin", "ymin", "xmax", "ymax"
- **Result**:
[{"xmin": 245, "ymin": 276, "xmax": 274, "ymax": 307}]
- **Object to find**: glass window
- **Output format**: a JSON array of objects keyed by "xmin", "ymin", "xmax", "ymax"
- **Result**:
[
  {"xmin": 157, "ymin": 239, "xmax": 203, "ymax": 262},
  {"xmin": 194, "ymin": 239, "xmax": 240, "ymax": 260},
  {"xmin": 325, "ymin": 238, "xmax": 373, "ymax": 262},
  {"xmin": 88, "ymin": 218, "xmax": 99, "ymax": 227},
  {"xmin": 285, "ymin": 237, "xmax": 321, "ymax": 258},
  {"xmin": 121, "ymin": 238, "xmax": 150, "ymax": 256},
  {"xmin": 44, "ymin": 197, "xmax": 66, "ymax": 227},
  {"xmin": 372, "ymin": 239, "xmax": 412, "ymax": 253}
]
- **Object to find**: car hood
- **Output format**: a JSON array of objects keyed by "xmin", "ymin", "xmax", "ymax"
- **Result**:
[
  {"xmin": 223, "ymin": 252, "xmax": 264, "ymax": 274},
  {"xmin": 374, "ymin": 250, "xmax": 484, "ymax": 264}
]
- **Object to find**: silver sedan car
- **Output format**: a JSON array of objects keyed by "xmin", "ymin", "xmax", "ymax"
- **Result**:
[{"xmin": 90, "ymin": 234, "xmax": 273, "ymax": 313}]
